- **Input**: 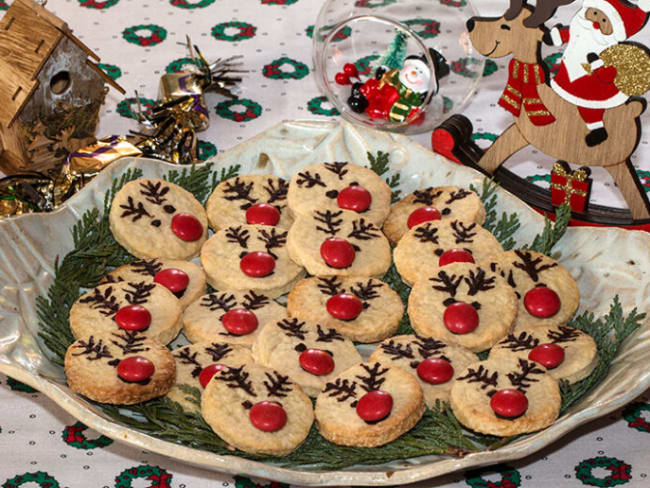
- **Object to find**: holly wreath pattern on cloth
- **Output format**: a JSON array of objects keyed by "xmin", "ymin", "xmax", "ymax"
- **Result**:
[
  {"xmin": 78, "ymin": 0, "xmax": 119, "ymax": 9},
  {"xmin": 575, "ymin": 457, "xmax": 632, "ymax": 487},
  {"xmin": 212, "ymin": 21, "xmax": 257, "ymax": 42},
  {"xmin": 122, "ymin": 25, "xmax": 167, "ymax": 47},
  {"xmin": 623, "ymin": 402, "xmax": 650, "ymax": 433},
  {"xmin": 170, "ymin": 0, "xmax": 216, "ymax": 8},
  {"xmin": 114, "ymin": 465, "xmax": 172, "ymax": 488},
  {"xmin": 117, "ymin": 97, "xmax": 156, "ymax": 120},
  {"xmin": 307, "ymin": 96, "xmax": 340, "ymax": 116},
  {"xmin": 2, "ymin": 471, "xmax": 60, "ymax": 488},
  {"xmin": 62, "ymin": 421, "xmax": 113, "ymax": 450},
  {"xmin": 263, "ymin": 57, "xmax": 309, "ymax": 80},
  {"xmin": 216, "ymin": 99, "xmax": 263, "ymax": 122},
  {"xmin": 465, "ymin": 464, "xmax": 522, "ymax": 488}
]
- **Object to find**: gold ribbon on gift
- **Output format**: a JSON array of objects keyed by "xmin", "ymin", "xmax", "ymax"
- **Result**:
[{"xmin": 550, "ymin": 161, "xmax": 589, "ymax": 201}]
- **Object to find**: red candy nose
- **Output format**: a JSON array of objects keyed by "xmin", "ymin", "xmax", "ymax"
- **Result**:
[
  {"xmin": 249, "ymin": 401, "xmax": 287, "ymax": 432},
  {"xmin": 299, "ymin": 348, "xmax": 335, "ymax": 376},
  {"xmin": 114, "ymin": 305, "xmax": 152, "ymax": 331},
  {"xmin": 337, "ymin": 185, "xmax": 372, "ymax": 213},
  {"xmin": 356, "ymin": 390, "xmax": 393, "ymax": 422},
  {"xmin": 593, "ymin": 21, "xmax": 600, "ymax": 30},
  {"xmin": 246, "ymin": 203, "xmax": 281, "ymax": 226},
  {"xmin": 528, "ymin": 343, "xmax": 565, "ymax": 369},
  {"xmin": 171, "ymin": 213, "xmax": 204, "ymax": 242},
  {"xmin": 326, "ymin": 293, "xmax": 363, "ymax": 320},
  {"xmin": 490, "ymin": 388, "xmax": 528, "ymax": 418},
  {"xmin": 438, "ymin": 248, "xmax": 475, "ymax": 267},
  {"xmin": 240, "ymin": 251, "xmax": 275, "ymax": 277},
  {"xmin": 199, "ymin": 363, "xmax": 227, "ymax": 388},
  {"xmin": 117, "ymin": 356, "xmax": 155, "ymax": 383},
  {"xmin": 221, "ymin": 308, "xmax": 259, "ymax": 335},
  {"xmin": 417, "ymin": 358, "xmax": 454, "ymax": 384},
  {"xmin": 320, "ymin": 238, "xmax": 355, "ymax": 268},
  {"xmin": 524, "ymin": 286, "xmax": 561, "ymax": 318},
  {"xmin": 154, "ymin": 268, "xmax": 189, "ymax": 294},
  {"xmin": 407, "ymin": 207, "xmax": 441, "ymax": 229},
  {"xmin": 443, "ymin": 302, "xmax": 479, "ymax": 334}
]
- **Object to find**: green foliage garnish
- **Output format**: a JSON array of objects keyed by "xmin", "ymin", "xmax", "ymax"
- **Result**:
[
  {"xmin": 525, "ymin": 203, "xmax": 571, "ymax": 255},
  {"xmin": 164, "ymin": 163, "xmax": 214, "ymax": 204},
  {"xmin": 367, "ymin": 151, "xmax": 401, "ymax": 203},
  {"xmin": 210, "ymin": 163, "xmax": 241, "ymax": 193},
  {"xmin": 471, "ymin": 178, "xmax": 520, "ymax": 250}
]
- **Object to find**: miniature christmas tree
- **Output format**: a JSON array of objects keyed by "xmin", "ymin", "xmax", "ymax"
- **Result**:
[{"xmin": 376, "ymin": 31, "xmax": 408, "ymax": 72}]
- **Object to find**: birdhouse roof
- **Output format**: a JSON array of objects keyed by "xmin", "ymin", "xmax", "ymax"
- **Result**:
[{"xmin": 0, "ymin": 0, "xmax": 124, "ymax": 128}]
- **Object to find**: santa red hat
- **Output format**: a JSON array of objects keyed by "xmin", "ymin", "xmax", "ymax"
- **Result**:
[{"xmin": 583, "ymin": 0, "xmax": 650, "ymax": 40}]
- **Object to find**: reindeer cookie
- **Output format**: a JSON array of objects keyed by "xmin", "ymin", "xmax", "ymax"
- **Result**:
[
  {"xmin": 486, "ymin": 250, "xmax": 580, "ymax": 329},
  {"xmin": 69, "ymin": 281, "xmax": 183, "ymax": 345},
  {"xmin": 182, "ymin": 289, "xmax": 287, "ymax": 346},
  {"xmin": 450, "ymin": 356, "xmax": 561, "ymax": 436},
  {"xmin": 408, "ymin": 262, "xmax": 517, "ymax": 352},
  {"xmin": 393, "ymin": 219, "xmax": 503, "ymax": 285},
  {"xmin": 205, "ymin": 175, "xmax": 293, "ymax": 231},
  {"xmin": 201, "ymin": 363, "xmax": 314, "ymax": 456},
  {"xmin": 168, "ymin": 341, "xmax": 253, "ymax": 413},
  {"xmin": 287, "ymin": 209, "xmax": 391, "ymax": 277},
  {"xmin": 369, "ymin": 335, "xmax": 477, "ymax": 409},
  {"xmin": 109, "ymin": 178, "xmax": 208, "ymax": 260},
  {"xmin": 314, "ymin": 361, "xmax": 425, "ymax": 447},
  {"xmin": 64, "ymin": 331, "xmax": 176, "ymax": 405},
  {"xmin": 251, "ymin": 318, "xmax": 362, "ymax": 397},
  {"xmin": 200, "ymin": 224, "xmax": 305, "ymax": 298},
  {"xmin": 288, "ymin": 162, "xmax": 392, "ymax": 225},
  {"xmin": 488, "ymin": 325, "xmax": 598, "ymax": 384},
  {"xmin": 383, "ymin": 186, "xmax": 485, "ymax": 245},
  {"xmin": 286, "ymin": 276, "xmax": 403, "ymax": 343},
  {"xmin": 101, "ymin": 258, "xmax": 206, "ymax": 309}
]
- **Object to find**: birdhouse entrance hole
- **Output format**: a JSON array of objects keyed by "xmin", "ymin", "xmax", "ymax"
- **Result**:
[{"xmin": 50, "ymin": 71, "xmax": 71, "ymax": 94}]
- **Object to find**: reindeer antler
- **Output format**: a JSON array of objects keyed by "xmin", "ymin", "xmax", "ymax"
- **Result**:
[{"xmin": 505, "ymin": 0, "xmax": 575, "ymax": 28}]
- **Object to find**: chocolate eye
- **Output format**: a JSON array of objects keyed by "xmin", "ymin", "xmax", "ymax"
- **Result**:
[
  {"xmin": 434, "ymin": 249, "xmax": 444, "ymax": 256},
  {"xmin": 239, "ymin": 251, "xmax": 248, "ymax": 259},
  {"xmin": 325, "ymin": 190, "xmax": 339, "ymax": 199},
  {"xmin": 442, "ymin": 208, "xmax": 451, "ymax": 215},
  {"xmin": 151, "ymin": 219, "xmax": 161, "ymax": 227},
  {"xmin": 294, "ymin": 343, "xmax": 307, "ymax": 353},
  {"xmin": 501, "ymin": 24, "xmax": 511, "ymax": 30}
]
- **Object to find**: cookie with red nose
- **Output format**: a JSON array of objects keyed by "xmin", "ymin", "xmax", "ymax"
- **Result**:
[
  {"xmin": 109, "ymin": 178, "xmax": 208, "ymax": 260},
  {"xmin": 64, "ymin": 331, "xmax": 176, "ymax": 405},
  {"xmin": 288, "ymin": 161, "xmax": 392, "ymax": 226},
  {"xmin": 205, "ymin": 174, "xmax": 293, "ymax": 231},
  {"xmin": 383, "ymin": 186, "xmax": 485, "ymax": 245},
  {"xmin": 201, "ymin": 224, "xmax": 305, "ymax": 298}
]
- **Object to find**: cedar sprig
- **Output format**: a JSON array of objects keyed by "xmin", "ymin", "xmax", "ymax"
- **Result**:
[
  {"xmin": 164, "ymin": 162, "xmax": 215, "ymax": 204},
  {"xmin": 210, "ymin": 164, "xmax": 241, "ymax": 193},
  {"xmin": 524, "ymin": 203, "xmax": 571, "ymax": 256},
  {"xmin": 366, "ymin": 151, "xmax": 401, "ymax": 203},
  {"xmin": 382, "ymin": 264, "xmax": 413, "ymax": 335},
  {"xmin": 470, "ymin": 177, "xmax": 520, "ymax": 250}
]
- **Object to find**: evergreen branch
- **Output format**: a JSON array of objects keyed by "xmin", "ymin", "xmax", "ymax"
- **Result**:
[
  {"xmin": 164, "ymin": 163, "xmax": 214, "ymax": 204},
  {"xmin": 524, "ymin": 203, "xmax": 571, "ymax": 256},
  {"xmin": 470, "ymin": 177, "xmax": 520, "ymax": 250},
  {"xmin": 367, "ymin": 151, "xmax": 401, "ymax": 203},
  {"xmin": 211, "ymin": 164, "xmax": 242, "ymax": 193},
  {"xmin": 382, "ymin": 264, "xmax": 413, "ymax": 335}
]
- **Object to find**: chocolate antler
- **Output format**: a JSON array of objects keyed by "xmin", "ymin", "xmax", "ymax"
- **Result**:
[
  {"xmin": 263, "ymin": 371, "xmax": 293, "ymax": 398},
  {"xmin": 242, "ymin": 290, "xmax": 269, "ymax": 310},
  {"xmin": 124, "ymin": 281, "xmax": 156, "ymax": 305},
  {"xmin": 348, "ymin": 219, "xmax": 380, "ymax": 241},
  {"xmin": 356, "ymin": 362, "xmax": 389, "ymax": 393},
  {"xmin": 140, "ymin": 181, "xmax": 170, "ymax": 206},
  {"xmin": 323, "ymin": 378, "xmax": 357, "ymax": 402},
  {"xmin": 314, "ymin": 210, "xmax": 343, "ymax": 236},
  {"xmin": 413, "ymin": 188, "xmax": 443, "ymax": 206},
  {"xmin": 464, "ymin": 269, "xmax": 496, "ymax": 295},
  {"xmin": 257, "ymin": 228, "xmax": 288, "ymax": 259},
  {"xmin": 414, "ymin": 223, "xmax": 439, "ymax": 244},
  {"xmin": 323, "ymin": 162, "xmax": 349, "ymax": 180},
  {"xmin": 79, "ymin": 286, "xmax": 120, "ymax": 317},
  {"xmin": 225, "ymin": 226, "xmax": 250, "ymax": 248},
  {"xmin": 222, "ymin": 177, "xmax": 258, "ymax": 210},
  {"xmin": 316, "ymin": 276, "xmax": 343, "ymax": 296},
  {"xmin": 296, "ymin": 170, "xmax": 326, "ymax": 188},
  {"xmin": 513, "ymin": 250, "xmax": 557, "ymax": 282},
  {"xmin": 263, "ymin": 178, "xmax": 288, "ymax": 204},
  {"xmin": 451, "ymin": 221, "xmax": 477, "ymax": 244},
  {"xmin": 200, "ymin": 292, "xmax": 236, "ymax": 314},
  {"xmin": 72, "ymin": 336, "xmax": 113, "ymax": 361}
]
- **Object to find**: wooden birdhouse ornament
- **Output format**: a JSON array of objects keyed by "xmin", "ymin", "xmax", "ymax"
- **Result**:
[{"xmin": 0, "ymin": 0, "xmax": 124, "ymax": 174}]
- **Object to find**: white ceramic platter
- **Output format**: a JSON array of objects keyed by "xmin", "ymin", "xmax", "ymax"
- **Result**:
[{"xmin": 1, "ymin": 120, "xmax": 649, "ymax": 486}]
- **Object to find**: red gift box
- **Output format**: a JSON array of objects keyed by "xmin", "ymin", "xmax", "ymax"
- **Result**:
[{"xmin": 550, "ymin": 161, "xmax": 592, "ymax": 213}]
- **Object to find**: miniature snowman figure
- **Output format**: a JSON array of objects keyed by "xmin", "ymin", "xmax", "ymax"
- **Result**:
[{"xmin": 384, "ymin": 55, "xmax": 433, "ymax": 122}]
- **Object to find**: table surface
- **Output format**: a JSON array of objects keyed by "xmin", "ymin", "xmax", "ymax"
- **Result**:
[{"xmin": 1, "ymin": 0, "xmax": 650, "ymax": 486}]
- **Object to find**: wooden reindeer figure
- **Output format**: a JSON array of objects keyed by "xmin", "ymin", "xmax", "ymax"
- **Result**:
[{"xmin": 464, "ymin": 0, "xmax": 650, "ymax": 220}]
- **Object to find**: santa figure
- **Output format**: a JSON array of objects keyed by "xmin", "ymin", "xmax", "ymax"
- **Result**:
[{"xmin": 546, "ymin": 0, "xmax": 650, "ymax": 146}]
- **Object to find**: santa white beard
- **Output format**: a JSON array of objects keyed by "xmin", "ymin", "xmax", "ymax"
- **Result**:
[{"xmin": 563, "ymin": 8, "xmax": 617, "ymax": 81}]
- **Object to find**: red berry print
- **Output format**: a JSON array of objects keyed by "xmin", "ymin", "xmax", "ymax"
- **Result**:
[
  {"xmin": 320, "ymin": 238, "xmax": 355, "ymax": 268},
  {"xmin": 337, "ymin": 185, "xmax": 372, "ymax": 212},
  {"xmin": 246, "ymin": 203, "xmax": 281, "ymax": 226},
  {"xmin": 407, "ymin": 207, "xmax": 441, "ymax": 229},
  {"xmin": 528, "ymin": 343, "xmax": 565, "ymax": 369},
  {"xmin": 249, "ymin": 401, "xmax": 287, "ymax": 432},
  {"xmin": 171, "ymin": 213, "xmax": 203, "ymax": 241},
  {"xmin": 117, "ymin": 356, "xmax": 155, "ymax": 383},
  {"xmin": 326, "ymin": 293, "xmax": 363, "ymax": 320},
  {"xmin": 299, "ymin": 348, "xmax": 335, "ymax": 376},
  {"xmin": 356, "ymin": 390, "xmax": 393, "ymax": 422},
  {"xmin": 221, "ymin": 308, "xmax": 259, "ymax": 335},
  {"xmin": 443, "ymin": 302, "xmax": 479, "ymax": 334},
  {"xmin": 199, "ymin": 363, "xmax": 227, "ymax": 388},
  {"xmin": 114, "ymin": 305, "xmax": 152, "ymax": 331},
  {"xmin": 417, "ymin": 358, "xmax": 454, "ymax": 384},
  {"xmin": 240, "ymin": 251, "xmax": 275, "ymax": 277},
  {"xmin": 343, "ymin": 62, "xmax": 359, "ymax": 78},
  {"xmin": 335, "ymin": 72, "xmax": 351, "ymax": 85},
  {"xmin": 490, "ymin": 388, "xmax": 528, "ymax": 418},
  {"xmin": 524, "ymin": 286, "xmax": 561, "ymax": 318},
  {"xmin": 154, "ymin": 268, "xmax": 190, "ymax": 294},
  {"xmin": 438, "ymin": 248, "xmax": 475, "ymax": 266}
]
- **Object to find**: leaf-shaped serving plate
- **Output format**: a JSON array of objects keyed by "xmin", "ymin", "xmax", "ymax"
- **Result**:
[{"xmin": 1, "ymin": 121, "xmax": 649, "ymax": 486}]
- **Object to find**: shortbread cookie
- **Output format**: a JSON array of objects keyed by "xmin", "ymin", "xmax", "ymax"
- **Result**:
[
  {"xmin": 369, "ymin": 335, "xmax": 477, "ymax": 409},
  {"xmin": 65, "ymin": 331, "xmax": 176, "ymax": 405},
  {"xmin": 486, "ymin": 250, "xmax": 580, "ymax": 330},
  {"xmin": 450, "ymin": 356, "xmax": 561, "ymax": 436},
  {"xmin": 488, "ymin": 324, "xmax": 598, "ymax": 384},
  {"xmin": 408, "ymin": 263, "xmax": 517, "ymax": 352},
  {"xmin": 182, "ymin": 290, "xmax": 287, "ymax": 346},
  {"xmin": 315, "ymin": 361, "xmax": 425, "ymax": 447},
  {"xmin": 393, "ymin": 219, "xmax": 503, "ymax": 285},
  {"xmin": 109, "ymin": 178, "xmax": 208, "ymax": 260},
  {"xmin": 286, "ymin": 276, "xmax": 404, "ymax": 343},
  {"xmin": 252, "ymin": 317, "xmax": 362, "ymax": 397},
  {"xmin": 205, "ymin": 175, "xmax": 293, "ymax": 231},
  {"xmin": 168, "ymin": 342, "xmax": 253, "ymax": 412},
  {"xmin": 288, "ymin": 161, "xmax": 392, "ymax": 225},
  {"xmin": 287, "ymin": 209, "xmax": 391, "ymax": 277},
  {"xmin": 70, "ymin": 281, "xmax": 183, "ymax": 345},
  {"xmin": 383, "ymin": 186, "xmax": 485, "ymax": 245},
  {"xmin": 102, "ymin": 258, "xmax": 206, "ymax": 309},
  {"xmin": 201, "ymin": 224, "xmax": 305, "ymax": 298},
  {"xmin": 201, "ymin": 363, "xmax": 313, "ymax": 456}
]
